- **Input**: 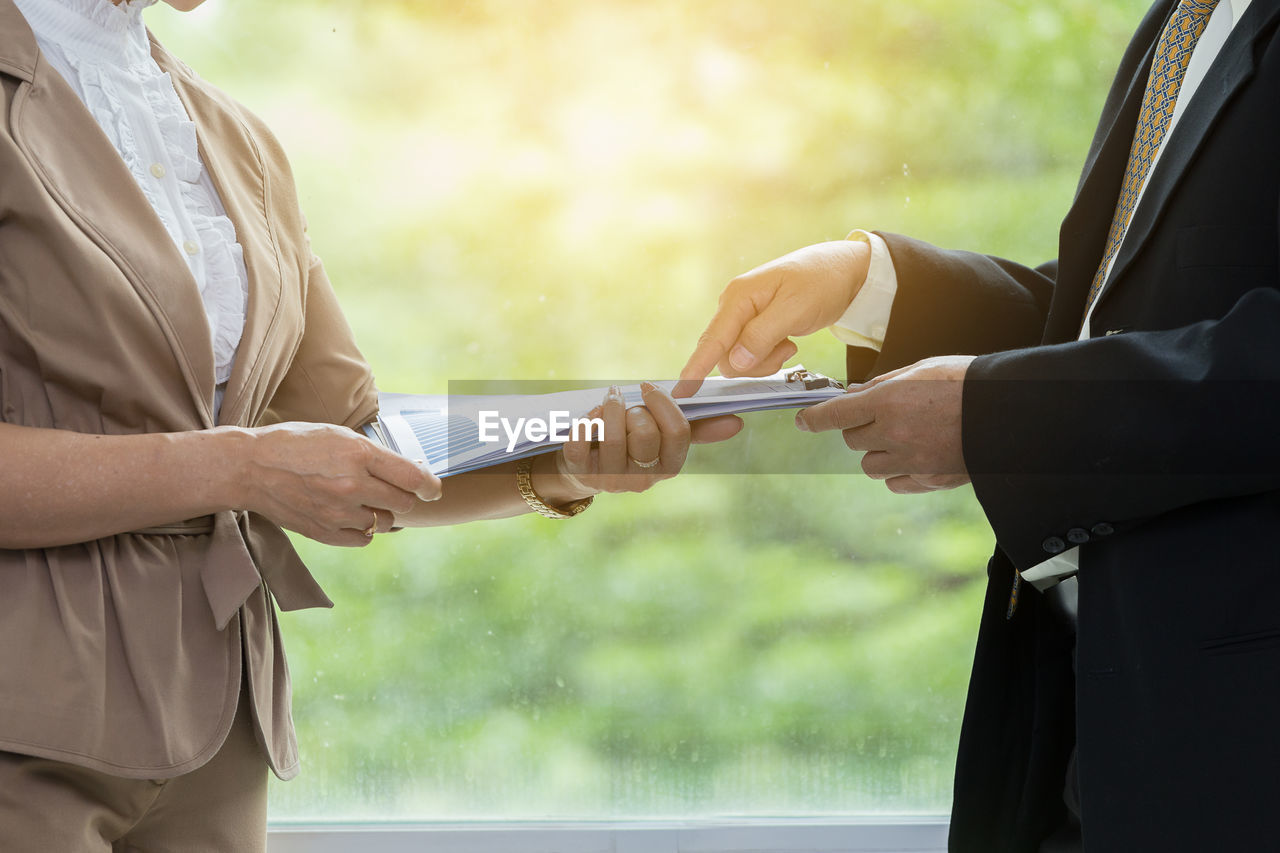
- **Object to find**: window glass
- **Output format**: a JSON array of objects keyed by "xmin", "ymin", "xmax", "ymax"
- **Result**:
[{"xmin": 150, "ymin": 0, "xmax": 1151, "ymax": 820}]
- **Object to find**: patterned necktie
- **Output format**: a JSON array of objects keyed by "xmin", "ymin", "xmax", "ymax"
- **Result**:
[{"xmin": 1082, "ymin": 0, "xmax": 1221, "ymax": 321}]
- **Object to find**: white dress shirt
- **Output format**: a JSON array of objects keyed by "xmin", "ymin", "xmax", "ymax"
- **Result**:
[
  {"xmin": 15, "ymin": 0, "xmax": 249, "ymax": 416},
  {"xmin": 831, "ymin": 0, "xmax": 1253, "ymax": 586}
]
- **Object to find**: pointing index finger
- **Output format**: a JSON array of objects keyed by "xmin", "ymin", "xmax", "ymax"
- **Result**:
[
  {"xmin": 674, "ymin": 334, "xmax": 728, "ymax": 398},
  {"xmin": 674, "ymin": 296, "xmax": 760, "ymax": 398}
]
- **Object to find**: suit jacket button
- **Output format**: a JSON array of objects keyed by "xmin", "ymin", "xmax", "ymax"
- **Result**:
[
  {"xmin": 1042, "ymin": 536, "xmax": 1067, "ymax": 554},
  {"xmin": 1067, "ymin": 527, "xmax": 1090, "ymax": 545},
  {"xmin": 1091, "ymin": 522, "xmax": 1115, "ymax": 537}
]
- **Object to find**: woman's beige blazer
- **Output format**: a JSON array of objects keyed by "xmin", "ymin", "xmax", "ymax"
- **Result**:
[{"xmin": 0, "ymin": 1, "xmax": 379, "ymax": 780}]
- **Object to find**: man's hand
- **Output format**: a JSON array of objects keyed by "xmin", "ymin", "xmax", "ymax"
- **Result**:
[
  {"xmin": 795, "ymin": 355, "xmax": 976, "ymax": 494},
  {"xmin": 673, "ymin": 240, "xmax": 871, "ymax": 397}
]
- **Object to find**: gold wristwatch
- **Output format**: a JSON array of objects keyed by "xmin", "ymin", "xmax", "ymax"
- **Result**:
[{"xmin": 515, "ymin": 457, "xmax": 594, "ymax": 519}]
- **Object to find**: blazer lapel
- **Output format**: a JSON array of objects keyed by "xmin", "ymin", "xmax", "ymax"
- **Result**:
[
  {"xmin": 1, "ymin": 2, "xmax": 217, "ymax": 427},
  {"xmin": 0, "ymin": 0, "xmax": 35, "ymax": 80},
  {"xmin": 1091, "ymin": 0, "xmax": 1280, "ymax": 315},
  {"xmin": 151, "ymin": 40, "xmax": 287, "ymax": 428}
]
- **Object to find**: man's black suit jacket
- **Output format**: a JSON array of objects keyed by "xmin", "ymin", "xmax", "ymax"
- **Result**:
[{"xmin": 846, "ymin": 1, "xmax": 1280, "ymax": 849}]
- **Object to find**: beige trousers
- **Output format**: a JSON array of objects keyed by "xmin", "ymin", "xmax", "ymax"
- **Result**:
[{"xmin": 0, "ymin": 683, "xmax": 267, "ymax": 853}]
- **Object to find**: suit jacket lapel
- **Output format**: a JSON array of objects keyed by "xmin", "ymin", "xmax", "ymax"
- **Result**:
[
  {"xmin": 1090, "ymin": 0, "xmax": 1280, "ymax": 316},
  {"xmin": 0, "ymin": 0, "xmax": 34, "ymax": 79},
  {"xmin": 150, "ymin": 39, "xmax": 286, "ymax": 428},
  {"xmin": 1, "ymin": 1, "xmax": 218, "ymax": 427}
]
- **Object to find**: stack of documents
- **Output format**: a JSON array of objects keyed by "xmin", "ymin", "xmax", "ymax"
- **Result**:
[{"xmin": 365, "ymin": 367, "xmax": 844, "ymax": 477}]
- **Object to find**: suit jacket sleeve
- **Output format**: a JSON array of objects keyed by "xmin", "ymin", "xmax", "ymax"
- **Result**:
[
  {"xmin": 264, "ymin": 251, "xmax": 380, "ymax": 430},
  {"xmin": 851, "ymin": 231, "xmax": 1280, "ymax": 572},
  {"xmin": 845, "ymin": 232, "xmax": 1055, "ymax": 382},
  {"xmin": 963, "ymin": 284, "xmax": 1280, "ymax": 572}
]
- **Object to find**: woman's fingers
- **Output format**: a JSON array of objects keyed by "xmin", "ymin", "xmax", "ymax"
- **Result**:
[
  {"xmin": 560, "ymin": 405, "xmax": 599, "ymax": 479},
  {"xmin": 625, "ymin": 405, "xmax": 661, "ymax": 468},
  {"xmin": 354, "ymin": 479, "xmax": 423, "ymax": 517},
  {"xmin": 323, "ymin": 506, "xmax": 391, "ymax": 546},
  {"xmin": 244, "ymin": 421, "xmax": 439, "ymax": 546},
  {"xmin": 689, "ymin": 414, "xmax": 743, "ymax": 445},
  {"xmin": 563, "ymin": 383, "xmax": 696, "ymax": 493},
  {"xmin": 354, "ymin": 506, "xmax": 396, "ymax": 536},
  {"xmin": 289, "ymin": 492, "xmax": 403, "ymax": 542},
  {"xmin": 365, "ymin": 447, "xmax": 441, "ymax": 502},
  {"xmin": 544, "ymin": 382, "xmax": 735, "ymax": 497},
  {"xmin": 638, "ymin": 382, "xmax": 691, "ymax": 473},
  {"xmin": 324, "ymin": 527, "xmax": 382, "ymax": 548},
  {"xmin": 598, "ymin": 386, "xmax": 628, "ymax": 474}
]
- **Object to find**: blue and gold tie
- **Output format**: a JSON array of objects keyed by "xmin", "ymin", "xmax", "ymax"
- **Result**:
[{"xmin": 1082, "ymin": 0, "xmax": 1221, "ymax": 320}]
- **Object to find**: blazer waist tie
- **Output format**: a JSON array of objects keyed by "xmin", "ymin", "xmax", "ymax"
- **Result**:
[{"xmin": 130, "ymin": 510, "xmax": 333, "ymax": 629}]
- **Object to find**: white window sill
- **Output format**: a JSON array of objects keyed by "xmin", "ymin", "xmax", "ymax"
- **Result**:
[{"xmin": 267, "ymin": 817, "xmax": 949, "ymax": 853}]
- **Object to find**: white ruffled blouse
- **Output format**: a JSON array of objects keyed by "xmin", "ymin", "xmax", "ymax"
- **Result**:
[{"xmin": 15, "ymin": 0, "xmax": 248, "ymax": 411}]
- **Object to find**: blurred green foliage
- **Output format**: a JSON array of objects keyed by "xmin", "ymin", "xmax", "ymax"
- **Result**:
[{"xmin": 148, "ymin": 0, "xmax": 1151, "ymax": 820}]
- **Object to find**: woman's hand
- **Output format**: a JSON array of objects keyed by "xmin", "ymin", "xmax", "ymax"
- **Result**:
[
  {"xmin": 230, "ymin": 422, "xmax": 441, "ymax": 546},
  {"xmin": 548, "ymin": 382, "xmax": 742, "ymax": 497}
]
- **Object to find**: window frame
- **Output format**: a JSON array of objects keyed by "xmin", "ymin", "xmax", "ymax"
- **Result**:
[{"xmin": 265, "ymin": 817, "xmax": 950, "ymax": 853}]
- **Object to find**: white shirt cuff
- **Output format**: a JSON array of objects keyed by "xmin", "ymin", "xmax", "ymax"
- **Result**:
[
  {"xmin": 1021, "ymin": 548, "xmax": 1080, "ymax": 591},
  {"xmin": 830, "ymin": 230, "xmax": 898, "ymax": 351}
]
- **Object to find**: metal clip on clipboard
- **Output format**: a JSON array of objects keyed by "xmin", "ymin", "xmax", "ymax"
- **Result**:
[{"xmin": 785, "ymin": 369, "xmax": 845, "ymax": 391}]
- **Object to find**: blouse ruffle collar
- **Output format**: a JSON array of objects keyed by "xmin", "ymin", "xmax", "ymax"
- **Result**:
[{"xmin": 16, "ymin": 0, "xmax": 157, "ymax": 63}]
